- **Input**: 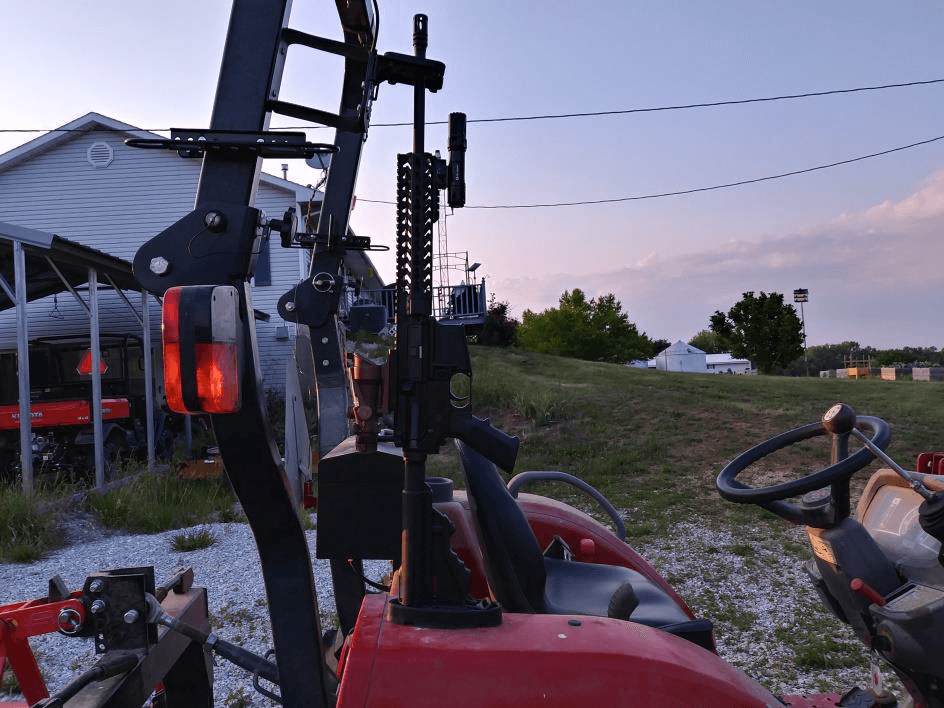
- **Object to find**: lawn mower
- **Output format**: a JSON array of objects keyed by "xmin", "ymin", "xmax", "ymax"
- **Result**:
[{"xmin": 3, "ymin": 1, "xmax": 944, "ymax": 706}]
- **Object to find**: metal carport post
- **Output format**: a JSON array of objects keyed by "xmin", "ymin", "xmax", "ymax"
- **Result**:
[{"xmin": 0, "ymin": 222, "xmax": 56, "ymax": 492}]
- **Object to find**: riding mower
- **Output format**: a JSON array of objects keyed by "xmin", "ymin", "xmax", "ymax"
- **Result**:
[{"xmin": 3, "ymin": 1, "xmax": 943, "ymax": 706}]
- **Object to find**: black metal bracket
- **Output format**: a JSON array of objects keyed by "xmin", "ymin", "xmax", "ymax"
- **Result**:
[
  {"xmin": 377, "ymin": 53, "xmax": 445, "ymax": 91},
  {"xmin": 83, "ymin": 567, "xmax": 157, "ymax": 654},
  {"xmin": 126, "ymin": 129, "xmax": 337, "ymax": 159},
  {"xmin": 277, "ymin": 253, "xmax": 344, "ymax": 329},
  {"xmin": 133, "ymin": 203, "xmax": 263, "ymax": 295}
]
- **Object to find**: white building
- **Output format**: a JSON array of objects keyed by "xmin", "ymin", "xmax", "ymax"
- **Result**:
[
  {"xmin": 0, "ymin": 113, "xmax": 381, "ymax": 393},
  {"xmin": 706, "ymin": 353, "xmax": 753, "ymax": 375},
  {"xmin": 641, "ymin": 342, "xmax": 754, "ymax": 374}
]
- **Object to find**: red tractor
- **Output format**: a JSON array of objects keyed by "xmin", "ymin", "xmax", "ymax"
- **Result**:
[{"xmin": 3, "ymin": 2, "xmax": 943, "ymax": 707}]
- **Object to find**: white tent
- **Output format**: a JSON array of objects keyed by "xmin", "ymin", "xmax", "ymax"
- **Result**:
[{"xmin": 654, "ymin": 341, "xmax": 707, "ymax": 373}]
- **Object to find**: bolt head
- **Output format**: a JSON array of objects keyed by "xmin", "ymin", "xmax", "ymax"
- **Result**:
[
  {"xmin": 88, "ymin": 579, "xmax": 104, "ymax": 593},
  {"xmin": 57, "ymin": 608, "xmax": 83, "ymax": 635},
  {"xmin": 322, "ymin": 359, "xmax": 330, "ymax": 367},
  {"xmin": 204, "ymin": 210, "xmax": 226, "ymax": 233},
  {"xmin": 285, "ymin": 301, "xmax": 296, "ymax": 312},
  {"xmin": 149, "ymin": 256, "xmax": 170, "ymax": 276},
  {"xmin": 89, "ymin": 599, "xmax": 106, "ymax": 615},
  {"xmin": 123, "ymin": 609, "xmax": 140, "ymax": 624}
]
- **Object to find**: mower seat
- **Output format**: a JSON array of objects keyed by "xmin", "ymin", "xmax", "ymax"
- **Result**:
[{"xmin": 456, "ymin": 441, "xmax": 698, "ymax": 636}]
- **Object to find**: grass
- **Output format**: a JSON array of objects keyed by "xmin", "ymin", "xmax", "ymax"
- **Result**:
[
  {"xmin": 0, "ymin": 486, "xmax": 60, "ymax": 562},
  {"xmin": 86, "ymin": 471, "xmax": 237, "ymax": 533},
  {"xmin": 461, "ymin": 346, "xmax": 944, "ymax": 537},
  {"xmin": 170, "ymin": 528, "xmax": 217, "ymax": 552}
]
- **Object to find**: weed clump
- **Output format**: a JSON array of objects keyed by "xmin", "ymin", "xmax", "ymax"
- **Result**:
[
  {"xmin": 0, "ymin": 486, "xmax": 60, "ymax": 562},
  {"xmin": 86, "ymin": 471, "xmax": 235, "ymax": 533},
  {"xmin": 170, "ymin": 528, "xmax": 217, "ymax": 552}
]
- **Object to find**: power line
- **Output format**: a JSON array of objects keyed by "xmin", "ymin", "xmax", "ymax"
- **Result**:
[
  {"xmin": 362, "ymin": 77, "xmax": 944, "ymax": 129},
  {"xmin": 356, "ymin": 132, "xmax": 944, "ymax": 210},
  {"xmin": 2, "ymin": 78, "xmax": 943, "ymax": 135}
]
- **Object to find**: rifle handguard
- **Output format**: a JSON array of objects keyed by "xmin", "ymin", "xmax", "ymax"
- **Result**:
[{"xmin": 450, "ymin": 412, "xmax": 519, "ymax": 473}]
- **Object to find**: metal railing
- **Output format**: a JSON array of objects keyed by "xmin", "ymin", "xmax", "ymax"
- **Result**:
[{"xmin": 343, "ymin": 281, "xmax": 487, "ymax": 324}]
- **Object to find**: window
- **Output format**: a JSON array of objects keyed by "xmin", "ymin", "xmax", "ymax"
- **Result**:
[{"xmin": 254, "ymin": 235, "xmax": 272, "ymax": 287}]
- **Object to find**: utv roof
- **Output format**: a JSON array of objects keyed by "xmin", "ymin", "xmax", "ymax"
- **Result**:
[{"xmin": 0, "ymin": 221, "xmax": 139, "ymax": 311}]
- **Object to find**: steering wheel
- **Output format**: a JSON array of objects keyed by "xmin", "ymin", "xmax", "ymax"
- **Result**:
[{"xmin": 716, "ymin": 403, "xmax": 891, "ymax": 528}]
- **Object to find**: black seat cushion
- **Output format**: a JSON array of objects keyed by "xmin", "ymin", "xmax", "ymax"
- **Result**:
[
  {"xmin": 456, "ymin": 440, "xmax": 697, "ymax": 632},
  {"xmin": 542, "ymin": 557, "xmax": 691, "ymax": 625}
]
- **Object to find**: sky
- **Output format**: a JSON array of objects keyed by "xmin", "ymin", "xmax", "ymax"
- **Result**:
[{"xmin": 2, "ymin": 1, "xmax": 944, "ymax": 348}]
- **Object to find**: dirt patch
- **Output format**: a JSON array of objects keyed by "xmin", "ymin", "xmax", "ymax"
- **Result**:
[{"xmin": 54, "ymin": 504, "xmax": 120, "ymax": 546}]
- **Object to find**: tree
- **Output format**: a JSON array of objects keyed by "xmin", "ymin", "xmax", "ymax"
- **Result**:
[
  {"xmin": 648, "ymin": 339, "xmax": 671, "ymax": 357},
  {"xmin": 518, "ymin": 289, "xmax": 652, "ymax": 363},
  {"xmin": 710, "ymin": 291, "xmax": 803, "ymax": 374},
  {"xmin": 688, "ymin": 329, "xmax": 726, "ymax": 354},
  {"xmin": 478, "ymin": 297, "xmax": 519, "ymax": 347}
]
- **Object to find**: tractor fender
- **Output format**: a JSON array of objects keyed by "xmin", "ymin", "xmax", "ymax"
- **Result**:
[{"xmin": 73, "ymin": 423, "xmax": 128, "ymax": 447}]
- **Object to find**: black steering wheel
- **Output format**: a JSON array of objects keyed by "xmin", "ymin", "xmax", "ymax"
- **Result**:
[{"xmin": 716, "ymin": 403, "xmax": 891, "ymax": 527}]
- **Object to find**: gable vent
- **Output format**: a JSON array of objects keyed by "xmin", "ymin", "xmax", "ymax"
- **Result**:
[{"xmin": 87, "ymin": 142, "xmax": 114, "ymax": 168}]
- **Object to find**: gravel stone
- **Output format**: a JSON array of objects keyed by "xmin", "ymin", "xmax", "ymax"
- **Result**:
[{"xmin": 0, "ymin": 516, "xmax": 890, "ymax": 706}]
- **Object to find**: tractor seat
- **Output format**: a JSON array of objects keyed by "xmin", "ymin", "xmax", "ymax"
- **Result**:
[{"xmin": 456, "ymin": 441, "xmax": 711, "ymax": 649}]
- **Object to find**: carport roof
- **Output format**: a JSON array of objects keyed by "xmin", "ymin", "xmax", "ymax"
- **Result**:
[{"xmin": 0, "ymin": 221, "xmax": 138, "ymax": 311}]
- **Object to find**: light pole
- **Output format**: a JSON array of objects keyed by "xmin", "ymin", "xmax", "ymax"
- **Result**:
[{"xmin": 794, "ymin": 288, "xmax": 809, "ymax": 376}]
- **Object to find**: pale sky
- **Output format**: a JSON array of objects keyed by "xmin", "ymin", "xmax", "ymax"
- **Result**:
[{"xmin": 2, "ymin": 1, "xmax": 944, "ymax": 348}]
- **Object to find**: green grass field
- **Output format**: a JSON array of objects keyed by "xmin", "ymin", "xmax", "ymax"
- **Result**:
[{"xmin": 443, "ymin": 346, "xmax": 944, "ymax": 539}]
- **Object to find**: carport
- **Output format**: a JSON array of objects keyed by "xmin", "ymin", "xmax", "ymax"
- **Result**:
[{"xmin": 0, "ymin": 221, "xmax": 157, "ymax": 491}]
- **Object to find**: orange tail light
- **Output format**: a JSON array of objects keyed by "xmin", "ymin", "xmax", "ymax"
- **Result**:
[{"xmin": 162, "ymin": 285, "xmax": 244, "ymax": 414}]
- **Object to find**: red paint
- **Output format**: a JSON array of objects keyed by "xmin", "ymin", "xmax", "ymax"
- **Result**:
[
  {"xmin": 850, "ymin": 578, "xmax": 886, "ymax": 606},
  {"xmin": 338, "ymin": 594, "xmax": 780, "ymax": 708},
  {"xmin": 0, "ymin": 399, "xmax": 131, "ymax": 430},
  {"xmin": 0, "ymin": 592, "xmax": 85, "ymax": 705}
]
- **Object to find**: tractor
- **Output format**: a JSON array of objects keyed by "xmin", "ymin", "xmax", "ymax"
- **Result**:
[{"xmin": 1, "ymin": 2, "xmax": 943, "ymax": 707}]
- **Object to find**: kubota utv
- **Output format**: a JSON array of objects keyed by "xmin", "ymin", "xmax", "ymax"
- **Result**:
[{"xmin": 2, "ymin": 2, "xmax": 943, "ymax": 706}]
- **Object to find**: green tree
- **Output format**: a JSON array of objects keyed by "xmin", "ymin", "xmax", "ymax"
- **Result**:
[
  {"xmin": 478, "ymin": 297, "xmax": 519, "ymax": 347},
  {"xmin": 688, "ymin": 329, "xmax": 727, "ymax": 354},
  {"xmin": 648, "ymin": 339, "xmax": 671, "ymax": 357},
  {"xmin": 519, "ymin": 289, "xmax": 651, "ymax": 363},
  {"xmin": 710, "ymin": 291, "xmax": 804, "ymax": 374}
]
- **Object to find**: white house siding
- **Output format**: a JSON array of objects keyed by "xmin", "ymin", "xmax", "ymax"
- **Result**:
[{"xmin": 0, "ymin": 125, "xmax": 308, "ymax": 394}]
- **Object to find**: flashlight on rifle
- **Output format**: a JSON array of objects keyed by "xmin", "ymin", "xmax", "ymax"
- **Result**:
[{"xmin": 447, "ymin": 112, "xmax": 466, "ymax": 208}]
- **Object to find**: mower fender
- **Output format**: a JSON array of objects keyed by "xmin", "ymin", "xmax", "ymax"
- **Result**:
[
  {"xmin": 74, "ymin": 422, "xmax": 127, "ymax": 447},
  {"xmin": 338, "ymin": 594, "xmax": 780, "ymax": 708}
]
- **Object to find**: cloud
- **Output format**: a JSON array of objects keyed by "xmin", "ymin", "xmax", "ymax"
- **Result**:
[
  {"xmin": 857, "ymin": 171, "xmax": 944, "ymax": 226},
  {"xmin": 495, "ymin": 171, "xmax": 944, "ymax": 348}
]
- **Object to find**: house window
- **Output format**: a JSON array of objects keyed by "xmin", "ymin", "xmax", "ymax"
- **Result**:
[{"xmin": 254, "ymin": 236, "xmax": 272, "ymax": 287}]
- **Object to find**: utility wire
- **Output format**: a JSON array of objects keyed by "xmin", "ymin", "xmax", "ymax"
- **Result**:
[
  {"xmin": 359, "ymin": 77, "xmax": 944, "ymax": 129},
  {"xmin": 1, "ymin": 78, "xmax": 943, "ymax": 134},
  {"xmin": 356, "ymin": 132, "xmax": 944, "ymax": 209}
]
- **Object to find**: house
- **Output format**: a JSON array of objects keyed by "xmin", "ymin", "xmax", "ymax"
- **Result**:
[{"xmin": 0, "ymin": 112, "xmax": 383, "ymax": 394}]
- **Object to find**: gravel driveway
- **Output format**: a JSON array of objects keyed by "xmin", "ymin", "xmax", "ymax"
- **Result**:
[{"xmin": 0, "ymin": 514, "xmax": 880, "ymax": 706}]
